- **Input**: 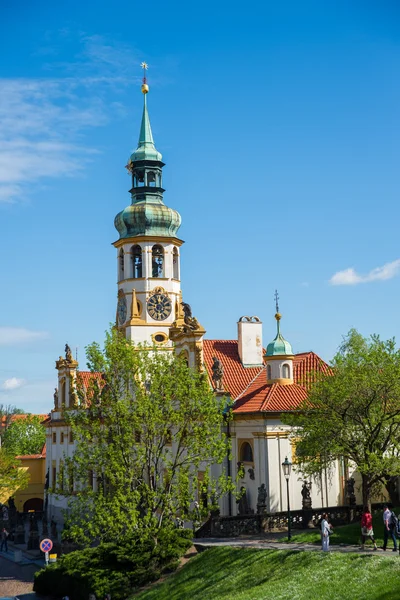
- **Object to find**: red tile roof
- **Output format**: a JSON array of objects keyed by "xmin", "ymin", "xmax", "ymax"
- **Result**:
[
  {"xmin": 77, "ymin": 371, "xmax": 103, "ymax": 389},
  {"xmin": 0, "ymin": 413, "xmax": 48, "ymax": 425},
  {"xmin": 16, "ymin": 442, "xmax": 46, "ymax": 460},
  {"xmin": 203, "ymin": 340, "xmax": 329, "ymax": 415}
]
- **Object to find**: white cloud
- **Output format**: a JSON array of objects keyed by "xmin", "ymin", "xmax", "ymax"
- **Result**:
[
  {"xmin": 0, "ymin": 34, "xmax": 141, "ymax": 203},
  {"xmin": 330, "ymin": 259, "xmax": 400, "ymax": 286},
  {"xmin": 1, "ymin": 377, "xmax": 25, "ymax": 391},
  {"xmin": 0, "ymin": 327, "xmax": 48, "ymax": 346}
]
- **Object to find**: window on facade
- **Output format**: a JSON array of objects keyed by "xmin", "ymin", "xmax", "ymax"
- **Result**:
[
  {"xmin": 239, "ymin": 441, "xmax": 254, "ymax": 463},
  {"xmin": 147, "ymin": 171, "xmax": 156, "ymax": 187},
  {"xmin": 282, "ymin": 364, "xmax": 290, "ymax": 379},
  {"xmin": 88, "ymin": 470, "xmax": 94, "ymax": 490},
  {"xmin": 173, "ymin": 247, "xmax": 179, "ymax": 279},
  {"xmin": 152, "ymin": 245, "xmax": 164, "ymax": 277},
  {"xmin": 60, "ymin": 380, "xmax": 66, "ymax": 406},
  {"xmin": 60, "ymin": 432, "xmax": 64, "ymax": 443},
  {"xmin": 119, "ymin": 249, "xmax": 124, "ymax": 280},
  {"xmin": 52, "ymin": 466, "xmax": 57, "ymax": 486},
  {"xmin": 52, "ymin": 432, "xmax": 57, "ymax": 443},
  {"xmin": 69, "ymin": 431, "xmax": 73, "ymax": 443},
  {"xmin": 131, "ymin": 245, "xmax": 142, "ymax": 278},
  {"xmin": 267, "ymin": 365, "xmax": 272, "ymax": 380},
  {"xmin": 136, "ymin": 171, "xmax": 145, "ymax": 187}
]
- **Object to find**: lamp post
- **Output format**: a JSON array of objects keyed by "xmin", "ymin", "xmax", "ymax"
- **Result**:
[{"xmin": 282, "ymin": 456, "xmax": 292, "ymax": 541}]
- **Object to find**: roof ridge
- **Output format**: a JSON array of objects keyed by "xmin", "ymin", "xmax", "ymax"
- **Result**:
[{"xmin": 234, "ymin": 368, "xmax": 266, "ymax": 403}]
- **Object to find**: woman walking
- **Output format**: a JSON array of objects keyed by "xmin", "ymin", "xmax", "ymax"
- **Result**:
[
  {"xmin": 321, "ymin": 513, "xmax": 333, "ymax": 552},
  {"xmin": 361, "ymin": 506, "xmax": 377, "ymax": 550}
]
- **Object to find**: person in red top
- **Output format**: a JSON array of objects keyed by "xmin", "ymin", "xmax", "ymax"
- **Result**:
[{"xmin": 361, "ymin": 506, "xmax": 377, "ymax": 550}]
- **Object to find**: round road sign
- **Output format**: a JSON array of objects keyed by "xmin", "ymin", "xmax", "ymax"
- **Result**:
[{"xmin": 40, "ymin": 538, "xmax": 53, "ymax": 553}]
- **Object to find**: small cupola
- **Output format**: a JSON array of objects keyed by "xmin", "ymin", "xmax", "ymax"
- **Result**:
[{"xmin": 265, "ymin": 292, "xmax": 294, "ymax": 385}]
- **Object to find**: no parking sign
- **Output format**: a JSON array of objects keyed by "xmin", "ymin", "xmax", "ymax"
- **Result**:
[{"xmin": 40, "ymin": 538, "xmax": 53, "ymax": 553}]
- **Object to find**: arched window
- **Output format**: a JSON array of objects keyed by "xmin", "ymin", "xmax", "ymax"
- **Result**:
[
  {"xmin": 152, "ymin": 245, "xmax": 164, "ymax": 277},
  {"xmin": 239, "ymin": 441, "xmax": 253, "ymax": 463},
  {"xmin": 60, "ymin": 379, "xmax": 66, "ymax": 406},
  {"xmin": 173, "ymin": 247, "xmax": 179, "ymax": 279},
  {"xmin": 119, "ymin": 249, "xmax": 124, "ymax": 280},
  {"xmin": 147, "ymin": 171, "xmax": 156, "ymax": 187},
  {"xmin": 136, "ymin": 171, "xmax": 145, "ymax": 187},
  {"xmin": 131, "ymin": 245, "xmax": 142, "ymax": 278},
  {"xmin": 267, "ymin": 365, "xmax": 272, "ymax": 380},
  {"xmin": 282, "ymin": 364, "xmax": 290, "ymax": 379}
]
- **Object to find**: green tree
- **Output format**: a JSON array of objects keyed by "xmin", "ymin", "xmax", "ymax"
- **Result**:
[
  {"xmin": 2, "ymin": 415, "xmax": 46, "ymax": 456},
  {"xmin": 56, "ymin": 328, "xmax": 233, "ymax": 545},
  {"xmin": 283, "ymin": 329, "xmax": 400, "ymax": 507},
  {"xmin": 0, "ymin": 448, "xmax": 29, "ymax": 498}
]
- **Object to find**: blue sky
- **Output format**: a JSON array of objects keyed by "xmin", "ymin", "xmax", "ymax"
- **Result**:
[{"xmin": 1, "ymin": 0, "xmax": 400, "ymax": 413}]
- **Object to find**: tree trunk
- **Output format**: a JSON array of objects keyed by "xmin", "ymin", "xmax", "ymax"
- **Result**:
[
  {"xmin": 361, "ymin": 474, "xmax": 371, "ymax": 511},
  {"xmin": 384, "ymin": 475, "xmax": 399, "ymax": 506}
]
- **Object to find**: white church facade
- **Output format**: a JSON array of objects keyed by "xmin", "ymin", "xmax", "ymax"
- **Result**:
[{"xmin": 46, "ymin": 75, "xmax": 351, "ymax": 523}]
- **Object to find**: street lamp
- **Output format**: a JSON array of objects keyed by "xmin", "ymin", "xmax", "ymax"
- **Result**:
[{"xmin": 282, "ymin": 456, "xmax": 292, "ymax": 541}]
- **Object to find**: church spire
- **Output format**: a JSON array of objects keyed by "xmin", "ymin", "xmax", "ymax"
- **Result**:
[{"xmin": 130, "ymin": 62, "xmax": 162, "ymax": 162}]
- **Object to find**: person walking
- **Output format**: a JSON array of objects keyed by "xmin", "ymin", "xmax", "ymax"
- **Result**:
[
  {"xmin": 0, "ymin": 528, "xmax": 8, "ymax": 552},
  {"xmin": 361, "ymin": 506, "xmax": 377, "ymax": 550},
  {"xmin": 382, "ymin": 504, "xmax": 398, "ymax": 551},
  {"xmin": 321, "ymin": 513, "xmax": 333, "ymax": 552}
]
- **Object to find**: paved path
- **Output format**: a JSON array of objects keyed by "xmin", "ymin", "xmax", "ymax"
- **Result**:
[
  {"xmin": 0, "ymin": 554, "xmax": 39, "ymax": 597},
  {"xmin": 195, "ymin": 537, "xmax": 400, "ymax": 556}
]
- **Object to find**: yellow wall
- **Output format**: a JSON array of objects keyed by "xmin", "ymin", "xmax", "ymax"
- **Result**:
[{"xmin": 14, "ymin": 456, "xmax": 45, "ymax": 512}]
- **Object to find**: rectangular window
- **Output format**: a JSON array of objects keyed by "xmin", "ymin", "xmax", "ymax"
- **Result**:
[
  {"xmin": 69, "ymin": 430, "xmax": 73, "ymax": 443},
  {"xmin": 52, "ymin": 432, "xmax": 57, "ymax": 444},
  {"xmin": 52, "ymin": 466, "xmax": 57, "ymax": 486},
  {"xmin": 88, "ymin": 470, "xmax": 94, "ymax": 489},
  {"xmin": 60, "ymin": 432, "xmax": 64, "ymax": 443}
]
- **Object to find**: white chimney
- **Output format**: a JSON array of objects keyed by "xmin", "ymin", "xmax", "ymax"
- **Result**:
[{"xmin": 237, "ymin": 316, "xmax": 263, "ymax": 367}]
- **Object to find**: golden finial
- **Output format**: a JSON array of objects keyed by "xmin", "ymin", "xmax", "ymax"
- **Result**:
[
  {"xmin": 141, "ymin": 62, "xmax": 149, "ymax": 94},
  {"xmin": 274, "ymin": 289, "xmax": 281, "ymax": 321}
]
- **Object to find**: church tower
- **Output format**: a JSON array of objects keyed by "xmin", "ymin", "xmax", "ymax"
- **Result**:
[{"xmin": 113, "ymin": 65, "xmax": 183, "ymax": 347}]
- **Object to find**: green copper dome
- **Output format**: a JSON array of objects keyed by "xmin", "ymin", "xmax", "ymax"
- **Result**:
[
  {"xmin": 265, "ymin": 314, "xmax": 293, "ymax": 356},
  {"xmin": 114, "ymin": 201, "xmax": 181, "ymax": 238}
]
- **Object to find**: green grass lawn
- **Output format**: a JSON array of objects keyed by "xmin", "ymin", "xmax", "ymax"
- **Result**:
[
  {"xmin": 133, "ymin": 546, "xmax": 400, "ymax": 600},
  {"xmin": 289, "ymin": 511, "xmax": 395, "ymax": 547}
]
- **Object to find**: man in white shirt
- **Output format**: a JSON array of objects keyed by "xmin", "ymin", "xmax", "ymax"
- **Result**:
[{"xmin": 382, "ymin": 504, "xmax": 397, "ymax": 551}]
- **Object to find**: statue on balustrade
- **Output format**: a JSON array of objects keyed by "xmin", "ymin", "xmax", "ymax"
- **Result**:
[
  {"xmin": 257, "ymin": 483, "xmax": 268, "ymax": 514},
  {"xmin": 301, "ymin": 481, "xmax": 312, "ymax": 509},
  {"xmin": 237, "ymin": 486, "xmax": 251, "ymax": 515},
  {"xmin": 346, "ymin": 477, "xmax": 356, "ymax": 506}
]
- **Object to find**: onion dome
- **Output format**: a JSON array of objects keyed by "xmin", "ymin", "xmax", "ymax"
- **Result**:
[
  {"xmin": 265, "ymin": 312, "xmax": 293, "ymax": 357},
  {"xmin": 114, "ymin": 201, "xmax": 181, "ymax": 238}
]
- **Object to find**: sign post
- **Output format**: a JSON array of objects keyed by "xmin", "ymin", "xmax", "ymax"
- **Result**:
[{"xmin": 40, "ymin": 538, "xmax": 53, "ymax": 565}]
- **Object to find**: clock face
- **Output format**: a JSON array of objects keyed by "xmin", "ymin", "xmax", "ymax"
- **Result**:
[
  {"xmin": 147, "ymin": 293, "xmax": 172, "ymax": 321},
  {"xmin": 117, "ymin": 295, "xmax": 127, "ymax": 325}
]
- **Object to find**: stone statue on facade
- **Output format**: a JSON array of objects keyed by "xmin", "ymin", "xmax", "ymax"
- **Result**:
[
  {"xmin": 237, "ymin": 486, "xmax": 250, "ymax": 515},
  {"xmin": 65, "ymin": 343, "xmax": 73, "ymax": 362},
  {"xmin": 180, "ymin": 302, "xmax": 200, "ymax": 331},
  {"xmin": 211, "ymin": 357, "xmax": 224, "ymax": 391},
  {"xmin": 301, "ymin": 481, "xmax": 312, "ymax": 509},
  {"xmin": 53, "ymin": 387, "xmax": 58, "ymax": 409},
  {"xmin": 257, "ymin": 483, "xmax": 267, "ymax": 514}
]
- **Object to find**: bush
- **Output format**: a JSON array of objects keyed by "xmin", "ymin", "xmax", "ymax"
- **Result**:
[{"xmin": 34, "ymin": 527, "xmax": 193, "ymax": 600}]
